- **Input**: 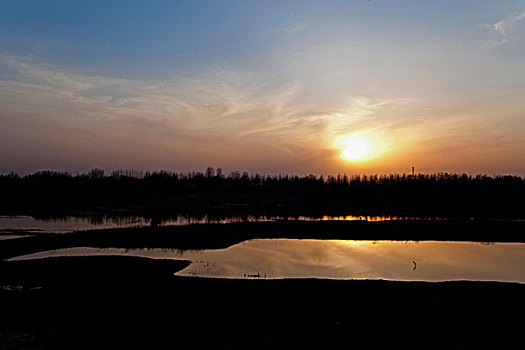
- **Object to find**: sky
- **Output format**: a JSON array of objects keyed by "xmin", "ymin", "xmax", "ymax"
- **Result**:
[{"xmin": 1, "ymin": 0, "xmax": 524, "ymax": 176}]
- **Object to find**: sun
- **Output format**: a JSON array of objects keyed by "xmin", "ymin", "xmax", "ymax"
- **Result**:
[{"xmin": 338, "ymin": 135, "xmax": 371, "ymax": 162}]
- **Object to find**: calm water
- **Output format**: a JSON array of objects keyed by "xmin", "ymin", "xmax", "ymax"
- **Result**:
[
  {"xmin": 10, "ymin": 239, "xmax": 525, "ymax": 283},
  {"xmin": 0, "ymin": 215, "xmax": 442, "ymax": 234}
]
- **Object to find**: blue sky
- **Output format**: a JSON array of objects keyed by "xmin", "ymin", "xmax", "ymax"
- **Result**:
[{"xmin": 1, "ymin": 0, "xmax": 524, "ymax": 175}]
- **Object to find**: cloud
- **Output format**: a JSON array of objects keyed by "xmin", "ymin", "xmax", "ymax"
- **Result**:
[
  {"xmin": 491, "ymin": 11, "xmax": 525, "ymax": 35},
  {"xmin": 482, "ymin": 11, "xmax": 525, "ymax": 47},
  {"xmin": 3, "ymin": 50, "xmax": 522, "ymax": 176},
  {"xmin": 2, "ymin": 54, "xmax": 404, "ymax": 141},
  {"xmin": 2, "ymin": 55, "xmax": 409, "ymax": 173}
]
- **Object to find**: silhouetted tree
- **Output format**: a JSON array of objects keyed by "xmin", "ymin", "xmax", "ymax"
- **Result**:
[
  {"xmin": 0, "ymin": 168, "xmax": 523, "ymax": 219},
  {"xmin": 88, "ymin": 168, "xmax": 105, "ymax": 180}
]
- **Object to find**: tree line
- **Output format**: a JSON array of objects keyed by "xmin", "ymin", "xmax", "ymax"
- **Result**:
[{"xmin": 1, "ymin": 167, "xmax": 523, "ymax": 218}]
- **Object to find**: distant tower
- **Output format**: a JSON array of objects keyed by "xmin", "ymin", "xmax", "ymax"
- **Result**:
[{"xmin": 412, "ymin": 166, "xmax": 415, "ymax": 176}]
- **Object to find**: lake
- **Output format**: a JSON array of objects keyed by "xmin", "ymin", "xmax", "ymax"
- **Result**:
[{"xmin": 10, "ymin": 239, "xmax": 525, "ymax": 283}]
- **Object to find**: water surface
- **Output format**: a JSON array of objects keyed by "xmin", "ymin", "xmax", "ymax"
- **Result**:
[{"xmin": 10, "ymin": 239, "xmax": 525, "ymax": 283}]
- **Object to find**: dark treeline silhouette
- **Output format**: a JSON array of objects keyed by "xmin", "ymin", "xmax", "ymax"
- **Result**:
[{"xmin": 1, "ymin": 167, "xmax": 523, "ymax": 218}]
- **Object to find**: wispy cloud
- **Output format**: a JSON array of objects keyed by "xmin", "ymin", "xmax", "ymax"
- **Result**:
[
  {"xmin": 2, "ymin": 47, "xmax": 522, "ymax": 175},
  {"xmin": 491, "ymin": 11, "xmax": 525, "ymax": 35},
  {"xmin": 1, "ymin": 55, "xmax": 410, "ymax": 172},
  {"xmin": 482, "ymin": 11, "xmax": 525, "ymax": 47},
  {"xmin": 1, "ymin": 55, "xmax": 410, "ymax": 140}
]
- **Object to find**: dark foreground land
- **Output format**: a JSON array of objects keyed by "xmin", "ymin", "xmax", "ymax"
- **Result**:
[{"xmin": 2, "ymin": 221, "xmax": 525, "ymax": 349}]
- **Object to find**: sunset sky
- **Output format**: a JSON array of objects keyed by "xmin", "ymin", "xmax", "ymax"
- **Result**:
[{"xmin": 1, "ymin": 0, "xmax": 524, "ymax": 175}]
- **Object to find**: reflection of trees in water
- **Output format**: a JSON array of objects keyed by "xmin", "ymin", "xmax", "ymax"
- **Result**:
[
  {"xmin": 22, "ymin": 211, "xmax": 510, "ymax": 235},
  {"xmin": 31, "ymin": 213, "xmax": 452, "ymax": 231},
  {"xmin": 33, "ymin": 214, "xmax": 146, "ymax": 227}
]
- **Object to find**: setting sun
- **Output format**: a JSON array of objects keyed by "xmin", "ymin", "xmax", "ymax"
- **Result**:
[{"xmin": 338, "ymin": 135, "xmax": 371, "ymax": 162}]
